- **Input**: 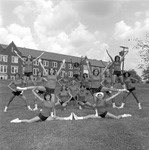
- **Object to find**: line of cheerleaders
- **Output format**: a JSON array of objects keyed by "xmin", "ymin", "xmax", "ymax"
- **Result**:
[{"xmin": 7, "ymin": 49, "xmax": 141, "ymax": 123}]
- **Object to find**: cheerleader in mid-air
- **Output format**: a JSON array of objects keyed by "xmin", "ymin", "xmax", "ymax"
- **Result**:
[{"xmin": 4, "ymin": 73, "xmax": 32, "ymax": 112}]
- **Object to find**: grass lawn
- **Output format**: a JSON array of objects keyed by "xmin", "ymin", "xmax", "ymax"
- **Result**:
[{"xmin": 0, "ymin": 80, "xmax": 149, "ymax": 150}]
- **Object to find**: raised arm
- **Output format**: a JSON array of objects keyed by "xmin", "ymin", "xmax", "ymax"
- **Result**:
[
  {"xmin": 100, "ymin": 61, "xmax": 111, "ymax": 76},
  {"xmin": 32, "ymin": 89, "xmax": 44, "ymax": 102},
  {"xmin": 120, "ymin": 50, "xmax": 129, "ymax": 62},
  {"xmin": 14, "ymin": 50, "xmax": 24, "ymax": 61},
  {"xmin": 106, "ymin": 49, "xmax": 114, "ymax": 62},
  {"xmin": 38, "ymin": 59, "xmax": 48, "ymax": 76},
  {"xmin": 105, "ymin": 91, "xmax": 121, "ymax": 102},
  {"xmin": 56, "ymin": 59, "xmax": 65, "ymax": 76},
  {"xmin": 86, "ymin": 59, "xmax": 92, "ymax": 77},
  {"xmin": 33, "ymin": 52, "xmax": 45, "ymax": 62}
]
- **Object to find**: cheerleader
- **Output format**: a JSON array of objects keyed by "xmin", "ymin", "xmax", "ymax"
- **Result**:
[
  {"xmin": 118, "ymin": 72, "xmax": 142, "ymax": 109},
  {"xmin": 56, "ymin": 84, "xmax": 72, "ymax": 110},
  {"xmin": 58, "ymin": 72, "xmax": 70, "ymax": 87},
  {"xmin": 106, "ymin": 49, "xmax": 128, "ymax": 89},
  {"xmin": 4, "ymin": 73, "xmax": 32, "ymax": 112},
  {"xmin": 73, "ymin": 91, "xmax": 132, "ymax": 120},
  {"xmin": 14, "ymin": 50, "xmax": 44, "ymax": 85},
  {"xmin": 33, "ymin": 71, "xmax": 47, "ymax": 110},
  {"xmin": 86, "ymin": 59, "xmax": 128, "ymax": 103},
  {"xmin": 77, "ymin": 84, "xmax": 93, "ymax": 110}
]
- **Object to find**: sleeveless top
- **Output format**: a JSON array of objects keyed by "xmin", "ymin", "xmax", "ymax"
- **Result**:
[
  {"xmin": 113, "ymin": 61, "xmax": 121, "ymax": 71},
  {"xmin": 45, "ymin": 75, "xmax": 57, "ymax": 89},
  {"xmin": 24, "ymin": 60, "xmax": 33, "ymax": 73},
  {"xmin": 91, "ymin": 75, "xmax": 101, "ymax": 88}
]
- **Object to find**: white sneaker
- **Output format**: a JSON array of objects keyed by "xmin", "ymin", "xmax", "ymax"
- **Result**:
[
  {"xmin": 117, "ymin": 106, "xmax": 124, "ymax": 109},
  {"xmin": 33, "ymin": 107, "xmax": 38, "ymax": 111},
  {"xmin": 121, "ymin": 114, "xmax": 132, "ymax": 118},
  {"xmin": 4, "ymin": 106, "xmax": 8, "ymax": 112},
  {"xmin": 10, "ymin": 118, "xmax": 21, "ymax": 123},
  {"xmin": 138, "ymin": 103, "xmax": 142, "ymax": 109},
  {"xmin": 28, "ymin": 106, "xmax": 33, "ymax": 111}
]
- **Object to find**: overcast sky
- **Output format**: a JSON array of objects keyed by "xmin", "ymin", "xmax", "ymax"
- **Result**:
[{"xmin": 0, "ymin": 0, "xmax": 149, "ymax": 76}]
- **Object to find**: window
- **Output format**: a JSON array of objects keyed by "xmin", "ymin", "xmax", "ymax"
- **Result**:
[
  {"xmin": 0, "ymin": 55, "xmax": 8, "ymax": 62},
  {"xmin": 11, "ymin": 56, "xmax": 18, "ymax": 63},
  {"xmin": 11, "ymin": 76, "xmax": 15, "ymax": 80},
  {"xmin": 11, "ymin": 66, "xmax": 18, "ymax": 74},
  {"xmin": 0, "ymin": 65, "xmax": 7, "ymax": 73},
  {"xmin": 43, "ymin": 69, "xmax": 48, "ymax": 76},
  {"xmin": 52, "ymin": 61, "xmax": 57, "ymax": 68},
  {"xmin": 68, "ymin": 71, "xmax": 73, "ymax": 77},
  {"xmin": 43, "ymin": 60, "xmax": 49, "ymax": 67},
  {"xmin": 60, "ymin": 70, "xmax": 65, "ymax": 77},
  {"xmin": 68, "ymin": 63, "xmax": 73, "ymax": 69},
  {"xmin": 33, "ymin": 68, "xmax": 39, "ymax": 75},
  {"xmin": 33, "ymin": 60, "xmax": 39, "ymax": 66}
]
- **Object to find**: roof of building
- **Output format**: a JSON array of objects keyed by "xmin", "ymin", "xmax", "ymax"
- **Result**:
[{"xmin": 1, "ymin": 42, "xmax": 107, "ymax": 67}]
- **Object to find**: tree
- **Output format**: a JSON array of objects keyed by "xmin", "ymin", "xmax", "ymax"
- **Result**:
[
  {"xmin": 127, "ymin": 69, "xmax": 141, "ymax": 82},
  {"xmin": 132, "ymin": 33, "xmax": 149, "ymax": 80}
]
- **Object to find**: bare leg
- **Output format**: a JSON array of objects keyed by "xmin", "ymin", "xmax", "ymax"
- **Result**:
[
  {"xmin": 20, "ymin": 116, "xmax": 41, "ymax": 123},
  {"xmin": 20, "ymin": 95, "xmax": 32, "ymax": 110},
  {"xmin": 105, "ymin": 112, "xmax": 122, "ymax": 119},
  {"xmin": 4, "ymin": 95, "xmax": 16, "ymax": 112}
]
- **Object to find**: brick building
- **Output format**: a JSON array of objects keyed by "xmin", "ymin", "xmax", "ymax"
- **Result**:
[{"xmin": 0, "ymin": 41, "xmax": 107, "ymax": 80}]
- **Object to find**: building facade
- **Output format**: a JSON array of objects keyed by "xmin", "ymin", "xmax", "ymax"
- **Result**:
[{"xmin": 0, "ymin": 41, "xmax": 107, "ymax": 80}]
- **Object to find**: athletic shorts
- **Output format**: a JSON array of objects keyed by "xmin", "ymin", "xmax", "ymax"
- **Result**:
[
  {"xmin": 98, "ymin": 111, "xmax": 108, "ymax": 118},
  {"xmin": 37, "ymin": 90, "xmax": 45, "ymax": 95},
  {"xmin": 38, "ymin": 113, "xmax": 48, "ymax": 121},
  {"xmin": 128, "ymin": 87, "xmax": 136, "ymax": 92},
  {"xmin": 113, "ymin": 71, "xmax": 122, "ymax": 77},
  {"xmin": 45, "ymin": 87, "xmax": 55, "ymax": 94},
  {"xmin": 90, "ymin": 85, "xmax": 103, "ymax": 94},
  {"xmin": 24, "ymin": 72, "xmax": 33, "ymax": 77},
  {"xmin": 12, "ymin": 91, "xmax": 23, "ymax": 96}
]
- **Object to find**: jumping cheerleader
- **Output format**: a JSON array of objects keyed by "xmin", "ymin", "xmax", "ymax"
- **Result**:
[
  {"xmin": 14, "ymin": 50, "xmax": 44, "ymax": 85},
  {"xmin": 118, "ymin": 71, "xmax": 142, "ymax": 109},
  {"xmin": 106, "ymin": 49, "xmax": 128, "ymax": 89},
  {"xmin": 73, "ymin": 91, "xmax": 132, "ymax": 120},
  {"xmin": 4, "ymin": 73, "xmax": 32, "ymax": 112}
]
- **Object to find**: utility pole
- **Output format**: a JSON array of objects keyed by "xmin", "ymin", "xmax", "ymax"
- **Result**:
[{"xmin": 119, "ymin": 46, "xmax": 129, "ymax": 73}]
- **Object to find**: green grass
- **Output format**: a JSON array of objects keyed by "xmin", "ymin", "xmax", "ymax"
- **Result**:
[{"xmin": 0, "ymin": 81, "xmax": 149, "ymax": 150}]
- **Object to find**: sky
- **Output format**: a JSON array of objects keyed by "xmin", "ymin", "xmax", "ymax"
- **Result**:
[{"xmin": 0, "ymin": 0, "xmax": 149, "ymax": 76}]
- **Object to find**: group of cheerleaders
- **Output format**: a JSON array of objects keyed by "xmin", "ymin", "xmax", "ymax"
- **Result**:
[{"xmin": 7, "ymin": 49, "xmax": 141, "ymax": 123}]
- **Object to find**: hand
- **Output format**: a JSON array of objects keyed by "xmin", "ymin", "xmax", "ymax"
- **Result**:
[
  {"xmin": 62, "ymin": 59, "xmax": 65, "ymax": 63},
  {"xmin": 38, "ymin": 58, "xmax": 42, "ymax": 63}
]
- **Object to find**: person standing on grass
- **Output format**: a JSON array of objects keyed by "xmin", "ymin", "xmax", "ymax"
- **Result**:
[
  {"xmin": 14, "ymin": 50, "xmax": 44, "ymax": 85},
  {"xmin": 73, "ymin": 91, "xmax": 132, "ymax": 120},
  {"xmin": 86, "ymin": 59, "xmax": 128, "ymax": 104},
  {"xmin": 55, "ymin": 84, "xmax": 72, "ymax": 110},
  {"xmin": 33, "ymin": 71, "xmax": 47, "ymax": 111},
  {"xmin": 106, "ymin": 49, "xmax": 128, "ymax": 89},
  {"xmin": 101, "ymin": 70, "xmax": 117, "ymax": 108},
  {"xmin": 4, "ymin": 73, "xmax": 32, "ymax": 112},
  {"xmin": 117, "ymin": 72, "xmax": 142, "ymax": 109}
]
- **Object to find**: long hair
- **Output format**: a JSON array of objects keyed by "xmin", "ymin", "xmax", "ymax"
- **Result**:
[
  {"xmin": 114, "ymin": 55, "xmax": 120, "ymax": 62},
  {"xmin": 93, "ymin": 68, "xmax": 100, "ymax": 76},
  {"xmin": 44, "ymin": 92, "xmax": 51, "ymax": 101}
]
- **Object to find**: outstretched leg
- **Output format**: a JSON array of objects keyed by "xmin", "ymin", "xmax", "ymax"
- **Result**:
[{"xmin": 4, "ymin": 95, "xmax": 16, "ymax": 112}]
